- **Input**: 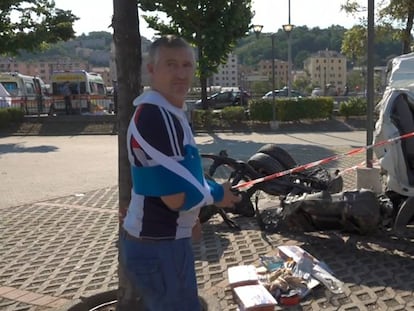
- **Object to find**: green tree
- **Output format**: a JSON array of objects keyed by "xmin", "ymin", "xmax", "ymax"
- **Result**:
[
  {"xmin": 379, "ymin": 0, "xmax": 414, "ymax": 54},
  {"xmin": 139, "ymin": 0, "xmax": 253, "ymax": 108},
  {"xmin": 342, "ymin": 0, "xmax": 414, "ymax": 55},
  {"xmin": 292, "ymin": 75, "xmax": 311, "ymax": 95},
  {"xmin": 0, "ymin": 0, "xmax": 78, "ymax": 55},
  {"xmin": 341, "ymin": 25, "xmax": 366, "ymax": 65}
]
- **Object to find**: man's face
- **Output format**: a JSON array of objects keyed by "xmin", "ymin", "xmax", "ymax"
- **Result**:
[{"xmin": 148, "ymin": 46, "xmax": 195, "ymax": 108}]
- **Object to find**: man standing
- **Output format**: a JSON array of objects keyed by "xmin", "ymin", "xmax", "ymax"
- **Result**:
[
  {"xmin": 62, "ymin": 81, "xmax": 72, "ymax": 115},
  {"xmin": 120, "ymin": 35, "xmax": 240, "ymax": 310}
]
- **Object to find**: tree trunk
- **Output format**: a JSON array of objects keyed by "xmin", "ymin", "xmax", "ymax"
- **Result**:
[
  {"xmin": 198, "ymin": 48, "xmax": 209, "ymax": 110},
  {"xmin": 402, "ymin": 7, "xmax": 414, "ymax": 54},
  {"xmin": 112, "ymin": 0, "xmax": 142, "ymax": 310}
]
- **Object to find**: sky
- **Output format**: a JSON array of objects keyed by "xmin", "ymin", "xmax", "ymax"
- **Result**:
[{"xmin": 53, "ymin": 0, "xmax": 364, "ymax": 39}]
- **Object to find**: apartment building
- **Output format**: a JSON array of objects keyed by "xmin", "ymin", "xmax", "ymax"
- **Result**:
[
  {"xmin": 0, "ymin": 58, "xmax": 90, "ymax": 84},
  {"xmin": 257, "ymin": 59, "xmax": 288, "ymax": 90},
  {"xmin": 304, "ymin": 50, "xmax": 347, "ymax": 94},
  {"xmin": 209, "ymin": 53, "xmax": 239, "ymax": 87}
]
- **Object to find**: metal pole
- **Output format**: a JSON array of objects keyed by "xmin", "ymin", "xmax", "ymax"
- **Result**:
[
  {"xmin": 287, "ymin": 0, "xmax": 292, "ymax": 97},
  {"xmin": 366, "ymin": 0, "xmax": 374, "ymax": 167},
  {"xmin": 287, "ymin": 32, "xmax": 292, "ymax": 97},
  {"xmin": 272, "ymin": 34, "xmax": 276, "ymax": 121},
  {"xmin": 288, "ymin": 0, "xmax": 291, "ymax": 24}
]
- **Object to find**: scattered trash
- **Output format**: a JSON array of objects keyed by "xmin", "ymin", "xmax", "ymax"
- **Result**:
[{"xmin": 228, "ymin": 245, "xmax": 344, "ymax": 309}]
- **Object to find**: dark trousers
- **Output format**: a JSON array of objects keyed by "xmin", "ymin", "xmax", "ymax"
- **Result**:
[{"xmin": 64, "ymin": 96, "xmax": 72, "ymax": 115}]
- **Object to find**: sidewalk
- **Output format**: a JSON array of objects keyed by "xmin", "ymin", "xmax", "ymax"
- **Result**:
[{"xmin": 1, "ymin": 136, "xmax": 414, "ymax": 310}]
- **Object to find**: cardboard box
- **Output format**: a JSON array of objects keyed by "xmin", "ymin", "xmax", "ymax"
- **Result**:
[
  {"xmin": 227, "ymin": 265, "xmax": 259, "ymax": 289},
  {"xmin": 277, "ymin": 245, "xmax": 343, "ymax": 295},
  {"xmin": 233, "ymin": 284, "xmax": 277, "ymax": 311}
]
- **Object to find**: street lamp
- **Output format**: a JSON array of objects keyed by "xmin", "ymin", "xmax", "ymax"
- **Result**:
[
  {"xmin": 252, "ymin": 24, "xmax": 263, "ymax": 39},
  {"xmin": 252, "ymin": 24, "xmax": 278, "ymax": 128},
  {"xmin": 283, "ymin": 0, "xmax": 294, "ymax": 97}
]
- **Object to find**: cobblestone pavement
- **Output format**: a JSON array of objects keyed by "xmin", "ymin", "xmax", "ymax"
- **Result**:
[{"xmin": 1, "ymin": 144, "xmax": 414, "ymax": 310}]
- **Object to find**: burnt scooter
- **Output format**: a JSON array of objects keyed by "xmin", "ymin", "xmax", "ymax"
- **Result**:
[
  {"xmin": 199, "ymin": 144, "xmax": 344, "ymax": 230},
  {"xmin": 200, "ymin": 144, "xmax": 399, "ymax": 235}
]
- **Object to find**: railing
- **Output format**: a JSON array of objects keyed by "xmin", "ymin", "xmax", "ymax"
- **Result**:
[
  {"xmin": 9, "ymin": 97, "xmax": 53, "ymax": 116},
  {"xmin": 9, "ymin": 96, "xmax": 115, "ymax": 116}
]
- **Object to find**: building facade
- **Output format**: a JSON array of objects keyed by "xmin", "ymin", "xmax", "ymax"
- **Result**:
[
  {"xmin": 257, "ymin": 59, "xmax": 288, "ymax": 90},
  {"xmin": 209, "ymin": 53, "xmax": 239, "ymax": 88},
  {"xmin": 0, "ymin": 58, "xmax": 90, "ymax": 84},
  {"xmin": 304, "ymin": 49, "xmax": 347, "ymax": 94}
]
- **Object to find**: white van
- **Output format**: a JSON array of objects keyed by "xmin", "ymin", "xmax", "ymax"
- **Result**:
[
  {"xmin": 0, "ymin": 72, "xmax": 50, "ymax": 114},
  {"xmin": 50, "ymin": 70, "xmax": 112, "ymax": 114}
]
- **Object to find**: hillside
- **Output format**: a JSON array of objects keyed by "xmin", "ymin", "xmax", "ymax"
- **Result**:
[
  {"xmin": 11, "ymin": 26, "xmax": 402, "ymax": 69},
  {"xmin": 14, "ymin": 32, "xmax": 153, "ymax": 67},
  {"xmin": 235, "ymin": 25, "xmax": 402, "ymax": 69}
]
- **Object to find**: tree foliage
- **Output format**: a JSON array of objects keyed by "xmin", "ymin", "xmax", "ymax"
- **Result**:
[
  {"xmin": 0, "ymin": 0, "xmax": 78, "ymax": 55},
  {"xmin": 341, "ymin": 25, "xmax": 367, "ymax": 63},
  {"xmin": 139, "ymin": 0, "xmax": 253, "ymax": 106},
  {"xmin": 380, "ymin": 0, "xmax": 414, "ymax": 53},
  {"xmin": 341, "ymin": 0, "xmax": 414, "ymax": 55}
]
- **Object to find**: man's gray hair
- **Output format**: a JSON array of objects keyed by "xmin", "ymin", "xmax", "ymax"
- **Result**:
[{"xmin": 148, "ymin": 35, "xmax": 195, "ymax": 65}]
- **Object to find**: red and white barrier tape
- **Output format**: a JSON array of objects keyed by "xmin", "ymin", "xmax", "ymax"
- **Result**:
[{"xmin": 233, "ymin": 131, "xmax": 414, "ymax": 190}]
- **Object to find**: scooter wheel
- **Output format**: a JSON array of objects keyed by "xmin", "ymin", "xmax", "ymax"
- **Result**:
[{"xmin": 257, "ymin": 144, "xmax": 297, "ymax": 169}]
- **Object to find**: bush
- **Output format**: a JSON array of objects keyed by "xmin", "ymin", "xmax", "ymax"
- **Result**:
[
  {"xmin": 192, "ymin": 109, "xmax": 218, "ymax": 129},
  {"xmin": 0, "ymin": 110, "xmax": 12, "ymax": 128},
  {"xmin": 249, "ymin": 97, "xmax": 334, "ymax": 122},
  {"xmin": 339, "ymin": 97, "xmax": 367, "ymax": 117},
  {"xmin": 221, "ymin": 106, "xmax": 246, "ymax": 124},
  {"xmin": 0, "ymin": 108, "xmax": 24, "ymax": 128},
  {"xmin": 276, "ymin": 97, "xmax": 333, "ymax": 121},
  {"xmin": 249, "ymin": 100, "xmax": 275, "ymax": 122},
  {"xmin": 7, "ymin": 108, "xmax": 25, "ymax": 122}
]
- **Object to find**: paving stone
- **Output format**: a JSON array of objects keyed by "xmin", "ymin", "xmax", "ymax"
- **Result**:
[{"xmin": 1, "ymin": 145, "xmax": 414, "ymax": 310}]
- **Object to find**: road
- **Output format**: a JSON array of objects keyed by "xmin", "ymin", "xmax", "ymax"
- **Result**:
[{"xmin": 0, "ymin": 131, "xmax": 367, "ymax": 209}]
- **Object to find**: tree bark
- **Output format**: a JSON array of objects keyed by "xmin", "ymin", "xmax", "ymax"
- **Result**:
[
  {"xmin": 112, "ymin": 0, "xmax": 142, "ymax": 310},
  {"xmin": 402, "ymin": 7, "xmax": 414, "ymax": 54}
]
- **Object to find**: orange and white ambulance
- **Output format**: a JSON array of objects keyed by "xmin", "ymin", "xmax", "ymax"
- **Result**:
[
  {"xmin": 0, "ymin": 72, "xmax": 50, "ymax": 114},
  {"xmin": 50, "ymin": 70, "xmax": 112, "ymax": 114}
]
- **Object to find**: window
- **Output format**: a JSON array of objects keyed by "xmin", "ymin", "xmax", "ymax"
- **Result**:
[
  {"xmin": 1, "ymin": 82, "xmax": 18, "ymax": 96},
  {"xmin": 25, "ymin": 82, "xmax": 36, "ymax": 95},
  {"xmin": 96, "ymin": 83, "xmax": 106, "ymax": 95}
]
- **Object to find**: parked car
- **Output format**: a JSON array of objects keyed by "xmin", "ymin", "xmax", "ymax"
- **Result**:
[
  {"xmin": 311, "ymin": 87, "xmax": 324, "ymax": 97},
  {"xmin": 262, "ymin": 88, "xmax": 303, "ymax": 99},
  {"xmin": 311, "ymin": 85, "xmax": 338, "ymax": 97},
  {"xmin": 195, "ymin": 90, "xmax": 250, "ymax": 109}
]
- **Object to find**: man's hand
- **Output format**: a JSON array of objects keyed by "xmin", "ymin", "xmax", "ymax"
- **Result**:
[{"xmin": 215, "ymin": 182, "xmax": 242, "ymax": 208}]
